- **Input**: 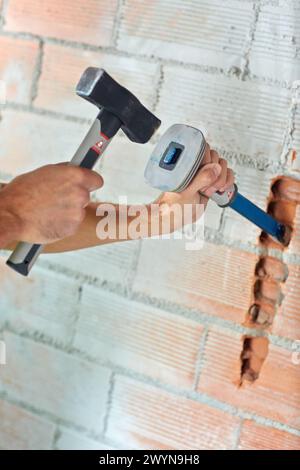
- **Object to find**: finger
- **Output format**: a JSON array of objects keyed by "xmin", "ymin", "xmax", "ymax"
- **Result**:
[
  {"xmin": 219, "ymin": 168, "xmax": 235, "ymax": 192},
  {"xmin": 213, "ymin": 158, "xmax": 228, "ymax": 190},
  {"xmin": 202, "ymin": 143, "xmax": 211, "ymax": 164},
  {"xmin": 209, "ymin": 149, "xmax": 219, "ymax": 164},
  {"xmin": 188, "ymin": 163, "xmax": 222, "ymax": 194},
  {"xmin": 79, "ymin": 168, "xmax": 104, "ymax": 191}
]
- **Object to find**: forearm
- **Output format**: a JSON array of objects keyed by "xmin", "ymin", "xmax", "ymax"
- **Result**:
[
  {"xmin": 0, "ymin": 213, "xmax": 20, "ymax": 249},
  {"xmin": 45, "ymin": 195, "xmax": 207, "ymax": 254},
  {"xmin": 1, "ymin": 200, "xmax": 158, "ymax": 253},
  {"xmin": 44, "ymin": 201, "xmax": 158, "ymax": 253},
  {"xmin": 0, "ymin": 184, "xmax": 22, "ymax": 249},
  {"xmin": 1, "ymin": 186, "xmax": 208, "ymax": 255}
]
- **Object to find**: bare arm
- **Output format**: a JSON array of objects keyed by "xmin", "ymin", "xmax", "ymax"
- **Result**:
[
  {"xmin": 0, "ymin": 163, "xmax": 103, "ymax": 250},
  {"xmin": 2, "ymin": 146, "xmax": 234, "ymax": 254}
]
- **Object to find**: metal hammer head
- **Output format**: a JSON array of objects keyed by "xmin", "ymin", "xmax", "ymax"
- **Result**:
[{"xmin": 76, "ymin": 67, "xmax": 161, "ymax": 143}]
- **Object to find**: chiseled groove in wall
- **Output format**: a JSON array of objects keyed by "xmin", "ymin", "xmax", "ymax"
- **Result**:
[
  {"xmin": 30, "ymin": 40, "xmax": 45, "ymax": 105},
  {"xmin": 239, "ymin": 175, "xmax": 300, "ymax": 384}
]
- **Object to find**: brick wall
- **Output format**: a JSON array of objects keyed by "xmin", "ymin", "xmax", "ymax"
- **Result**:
[{"xmin": 0, "ymin": 0, "xmax": 300, "ymax": 450}]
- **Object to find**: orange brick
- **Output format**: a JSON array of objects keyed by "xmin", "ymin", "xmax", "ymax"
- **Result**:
[
  {"xmin": 74, "ymin": 286, "xmax": 204, "ymax": 388},
  {"xmin": 0, "ymin": 109, "xmax": 88, "ymax": 175},
  {"xmin": 4, "ymin": 0, "xmax": 118, "ymax": 46},
  {"xmin": 197, "ymin": 327, "xmax": 300, "ymax": 429},
  {"xmin": 0, "ymin": 259, "xmax": 81, "ymax": 344},
  {"xmin": 289, "ymin": 205, "xmax": 300, "ymax": 254},
  {"xmin": 239, "ymin": 420, "xmax": 300, "ymax": 450},
  {"xmin": 117, "ymin": 0, "xmax": 253, "ymax": 70},
  {"xmin": 0, "ymin": 399, "xmax": 55, "ymax": 450},
  {"xmin": 107, "ymin": 377, "xmax": 240, "ymax": 450},
  {"xmin": 272, "ymin": 177, "xmax": 300, "ymax": 203},
  {"xmin": 133, "ymin": 239, "xmax": 257, "ymax": 324},
  {"xmin": 35, "ymin": 44, "xmax": 159, "ymax": 118},
  {"xmin": 0, "ymin": 331, "xmax": 111, "ymax": 433},
  {"xmin": 272, "ymin": 264, "xmax": 300, "ymax": 340},
  {"xmin": 0, "ymin": 35, "xmax": 39, "ymax": 104}
]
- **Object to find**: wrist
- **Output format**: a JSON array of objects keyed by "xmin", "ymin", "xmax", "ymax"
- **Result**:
[{"xmin": 0, "ymin": 191, "xmax": 23, "ymax": 248}]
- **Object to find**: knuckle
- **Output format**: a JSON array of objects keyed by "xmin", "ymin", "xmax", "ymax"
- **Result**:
[
  {"xmin": 88, "ymin": 172, "xmax": 103, "ymax": 190},
  {"xmin": 67, "ymin": 166, "xmax": 85, "ymax": 183},
  {"xmin": 219, "ymin": 157, "xmax": 227, "ymax": 167},
  {"xmin": 78, "ymin": 188, "xmax": 90, "ymax": 205},
  {"xmin": 210, "ymin": 150, "xmax": 219, "ymax": 163}
]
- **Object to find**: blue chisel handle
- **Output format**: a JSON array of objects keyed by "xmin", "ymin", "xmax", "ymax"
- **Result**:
[{"xmin": 211, "ymin": 184, "xmax": 286, "ymax": 244}]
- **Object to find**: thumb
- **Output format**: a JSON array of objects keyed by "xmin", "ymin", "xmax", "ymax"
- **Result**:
[{"xmin": 189, "ymin": 163, "xmax": 222, "ymax": 193}]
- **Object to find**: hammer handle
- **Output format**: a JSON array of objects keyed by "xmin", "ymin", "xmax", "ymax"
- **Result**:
[{"xmin": 6, "ymin": 118, "xmax": 111, "ymax": 276}]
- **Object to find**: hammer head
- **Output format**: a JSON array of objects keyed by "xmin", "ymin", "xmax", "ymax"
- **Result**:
[{"xmin": 76, "ymin": 67, "xmax": 161, "ymax": 143}]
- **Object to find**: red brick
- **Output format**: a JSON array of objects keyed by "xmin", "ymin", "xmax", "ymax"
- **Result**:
[
  {"xmin": 35, "ymin": 44, "xmax": 159, "ymax": 118},
  {"xmin": 117, "ymin": 0, "xmax": 253, "ymax": 70},
  {"xmin": 98, "ymin": 135, "xmax": 159, "ymax": 205},
  {"xmin": 157, "ymin": 66, "xmax": 290, "ymax": 163},
  {"xmin": 0, "ymin": 35, "xmax": 39, "ymax": 104},
  {"xmin": 0, "ymin": 332, "xmax": 111, "ymax": 433},
  {"xmin": 238, "ymin": 420, "xmax": 300, "ymax": 450},
  {"xmin": 0, "ymin": 399, "xmax": 55, "ymax": 450},
  {"xmin": 0, "ymin": 259, "xmax": 81, "ymax": 344},
  {"xmin": 133, "ymin": 240, "xmax": 257, "ymax": 324},
  {"xmin": 197, "ymin": 327, "xmax": 300, "ymax": 429},
  {"xmin": 107, "ymin": 377, "xmax": 240, "ymax": 450},
  {"xmin": 74, "ymin": 286, "xmax": 204, "ymax": 388},
  {"xmin": 4, "ymin": 0, "xmax": 118, "ymax": 46},
  {"xmin": 272, "ymin": 264, "xmax": 300, "ymax": 340},
  {"xmin": 289, "ymin": 204, "xmax": 300, "ymax": 255},
  {"xmin": 0, "ymin": 109, "xmax": 88, "ymax": 175},
  {"xmin": 249, "ymin": 4, "xmax": 300, "ymax": 83},
  {"xmin": 272, "ymin": 177, "xmax": 300, "ymax": 203}
]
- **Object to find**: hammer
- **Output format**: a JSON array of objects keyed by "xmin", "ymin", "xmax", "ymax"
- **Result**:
[
  {"xmin": 145, "ymin": 124, "xmax": 291, "ymax": 245},
  {"xmin": 7, "ymin": 67, "xmax": 161, "ymax": 276}
]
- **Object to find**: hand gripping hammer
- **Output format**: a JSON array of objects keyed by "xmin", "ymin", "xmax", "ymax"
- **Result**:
[
  {"xmin": 7, "ymin": 68, "xmax": 161, "ymax": 276},
  {"xmin": 145, "ymin": 124, "xmax": 291, "ymax": 245}
]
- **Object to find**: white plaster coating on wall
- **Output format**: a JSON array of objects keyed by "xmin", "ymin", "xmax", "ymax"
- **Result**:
[{"xmin": 0, "ymin": 0, "xmax": 300, "ymax": 450}]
